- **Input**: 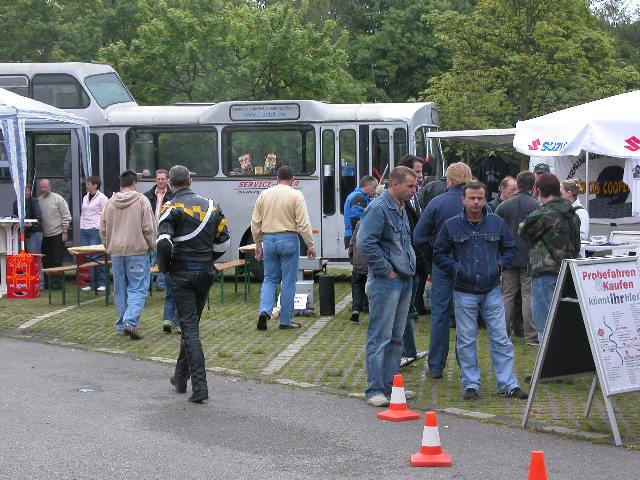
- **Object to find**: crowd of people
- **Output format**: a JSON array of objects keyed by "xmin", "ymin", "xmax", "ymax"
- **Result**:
[
  {"xmin": 15, "ymin": 157, "xmax": 586, "ymax": 405},
  {"xmin": 346, "ymin": 157, "xmax": 585, "ymax": 406}
]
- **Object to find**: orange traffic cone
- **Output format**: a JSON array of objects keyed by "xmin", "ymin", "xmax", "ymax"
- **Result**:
[
  {"xmin": 528, "ymin": 451, "xmax": 548, "ymax": 480},
  {"xmin": 410, "ymin": 411, "xmax": 452, "ymax": 467},
  {"xmin": 377, "ymin": 374, "xmax": 420, "ymax": 422}
]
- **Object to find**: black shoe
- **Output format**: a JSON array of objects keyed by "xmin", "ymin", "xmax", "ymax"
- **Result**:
[
  {"xmin": 162, "ymin": 321, "xmax": 172, "ymax": 333},
  {"xmin": 279, "ymin": 322, "xmax": 301, "ymax": 329},
  {"xmin": 124, "ymin": 324, "xmax": 143, "ymax": 340},
  {"xmin": 188, "ymin": 390, "xmax": 209, "ymax": 403},
  {"xmin": 257, "ymin": 311, "xmax": 269, "ymax": 331},
  {"xmin": 349, "ymin": 312, "xmax": 360, "ymax": 323},
  {"xmin": 498, "ymin": 387, "xmax": 529, "ymax": 400},
  {"xmin": 170, "ymin": 376, "xmax": 187, "ymax": 394},
  {"xmin": 463, "ymin": 387, "xmax": 480, "ymax": 400}
]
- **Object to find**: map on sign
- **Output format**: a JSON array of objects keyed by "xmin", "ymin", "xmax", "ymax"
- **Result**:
[{"xmin": 574, "ymin": 261, "xmax": 640, "ymax": 395}]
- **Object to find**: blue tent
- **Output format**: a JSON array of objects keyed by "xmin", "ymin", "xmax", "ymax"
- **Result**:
[{"xmin": 0, "ymin": 88, "xmax": 90, "ymax": 244}]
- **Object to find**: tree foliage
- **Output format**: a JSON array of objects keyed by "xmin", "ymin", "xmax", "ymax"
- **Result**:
[
  {"xmin": 97, "ymin": 0, "xmax": 364, "ymax": 104},
  {"xmin": 422, "ymin": 0, "xmax": 640, "ymax": 129}
]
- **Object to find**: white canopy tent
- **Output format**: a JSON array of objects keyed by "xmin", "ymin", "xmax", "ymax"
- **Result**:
[
  {"xmin": 513, "ymin": 90, "xmax": 640, "ymax": 221},
  {"xmin": 0, "ymin": 88, "xmax": 91, "ymax": 239}
]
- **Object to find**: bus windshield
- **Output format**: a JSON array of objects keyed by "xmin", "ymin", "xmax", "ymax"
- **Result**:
[
  {"xmin": 222, "ymin": 126, "xmax": 315, "ymax": 176},
  {"xmin": 85, "ymin": 73, "xmax": 134, "ymax": 108}
]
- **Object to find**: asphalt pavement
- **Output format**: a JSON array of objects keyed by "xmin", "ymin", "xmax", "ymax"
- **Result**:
[{"xmin": 0, "ymin": 337, "xmax": 638, "ymax": 479}]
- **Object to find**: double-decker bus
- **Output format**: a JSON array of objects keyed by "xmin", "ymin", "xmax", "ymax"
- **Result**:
[{"xmin": 0, "ymin": 63, "xmax": 444, "ymax": 261}]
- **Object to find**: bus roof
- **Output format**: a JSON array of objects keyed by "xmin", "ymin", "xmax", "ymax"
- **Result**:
[
  {"xmin": 0, "ymin": 62, "xmax": 116, "ymax": 78},
  {"xmin": 92, "ymin": 100, "xmax": 440, "ymax": 129}
]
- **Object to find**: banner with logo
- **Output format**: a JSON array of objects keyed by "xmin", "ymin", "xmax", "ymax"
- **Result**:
[{"xmin": 554, "ymin": 154, "xmax": 633, "ymax": 220}]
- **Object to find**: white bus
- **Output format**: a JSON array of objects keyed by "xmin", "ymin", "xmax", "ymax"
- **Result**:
[{"xmin": 0, "ymin": 63, "xmax": 444, "ymax": 262}]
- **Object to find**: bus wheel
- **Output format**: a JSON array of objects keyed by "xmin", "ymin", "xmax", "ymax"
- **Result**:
[{"xmin": 239, "ymin": 232, "xmax": 264, "ymax": 283}]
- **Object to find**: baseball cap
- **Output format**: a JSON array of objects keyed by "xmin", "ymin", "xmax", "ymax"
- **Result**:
[{"xmin": 533, "ymin": 163, "xmax": 551, "ymax": 173}]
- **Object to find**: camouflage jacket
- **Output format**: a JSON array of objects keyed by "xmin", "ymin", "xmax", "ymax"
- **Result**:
[{"xmin": 518, "ymin": 198, "xmax": 581, "ymax": 277}]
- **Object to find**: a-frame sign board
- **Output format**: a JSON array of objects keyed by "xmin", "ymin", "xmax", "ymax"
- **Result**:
[{"xmin": 522, "ymin": 256, "xmax": 640, "ymax": 446}]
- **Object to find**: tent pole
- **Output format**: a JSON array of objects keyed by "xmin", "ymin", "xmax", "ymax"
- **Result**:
[{"xmin": 585, "ymin": 151, "xmax": 589, "ymax": 212}]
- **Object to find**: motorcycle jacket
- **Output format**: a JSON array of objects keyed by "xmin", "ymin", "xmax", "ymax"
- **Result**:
[{"xmin": 156, "ymin": 187, "xmax": 230, "ymax": 272}]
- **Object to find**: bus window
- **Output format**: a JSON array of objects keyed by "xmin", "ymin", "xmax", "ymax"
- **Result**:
[
  {"xmin": 90, "ymin": 134, "xmax": 99, "ymax": 178},
  {"xmin": 157, "ymin": 131, "xmax": 218, "ymax": 177},
  {"xmin": 339, "ymin": 129, "xmax": 357, "ymax": 214},
  {"xmin": 128, "ymin": 132, "xmax": 155, "ymax": 177},
  {"xmin": 85, "ymin": 73, "xmax": 135, "ymax": 108},
  {"xmin": 32, "ymin": 74, "xmax": 90, "ymax": 109},
  {"xmin": 394, "ymin": 128, "xmax": 407, "ymax": 161},
  {"xmin": 321, "ymin": 129, "xmax": 335, "ymax": 216},
  {"xmin": 32, "ymin": 133, "xmax": 73, "ymax": 237},
  {"xmin": 221, "ymin": 126, "xmax": 315, "ymax": 176},
  {"xmin": 103, "ymin": 133, "xmax": 120, "ymax": 197},
  {"xmin": 415, "ymin": 126, "xmax": 444, "ymax": 178},
  {"xmin": 0, "ymin": 131, "xmax": 10, "ymax": 179},
  {"xmin": 0, "ymin": 75, "xmax": 29, "ymax": 97},
  {"xmin": 372, "ymin": 128, "xmax": 389, "ymax": 181}
]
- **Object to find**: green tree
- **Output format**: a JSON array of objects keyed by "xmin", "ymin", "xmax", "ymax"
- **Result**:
[
  {"xmin": 423, "ymin": 0, "xmax": 640, "ymax": 130},
  {"xmin": 98, "ymin": 0, "xmax": 364, "ymax": 104}
]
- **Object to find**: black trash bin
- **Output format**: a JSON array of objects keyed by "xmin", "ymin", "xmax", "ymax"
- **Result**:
[{"xmin": 318, "ymin": 275, "xmax": 335, "ymax": 316}]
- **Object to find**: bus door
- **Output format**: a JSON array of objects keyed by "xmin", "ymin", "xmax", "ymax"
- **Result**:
[
  {"xmin": 370, "ymin": 124, "xmax": 408, "ymax": 183},
  {"xmin": 320, "ymin": 125, "xmax": 359, "ymax": 259}
]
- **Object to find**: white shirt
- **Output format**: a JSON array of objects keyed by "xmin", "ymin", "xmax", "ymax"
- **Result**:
[
  {"xmin": 572, "ymin": 199, "xmax": 589, "ymax": 241},
  {"xmin": 624, "ymin": 158, "xmax": 640, "ymax": 217}
]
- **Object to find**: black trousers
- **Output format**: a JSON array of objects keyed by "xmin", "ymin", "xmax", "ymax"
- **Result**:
[
  {"xmin": 42, "ymin": 233, "xmax": 65, "ymax": 288},
  {"xmin": 172, "ymin": 269, "xmax": 215, "ymax": 394},
  {"xmin": 351, "ymin": 272, "xmax": 367, "ymax": 313}
]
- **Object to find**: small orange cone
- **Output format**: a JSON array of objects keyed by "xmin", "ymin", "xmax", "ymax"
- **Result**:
[
  {"xmin": 410, "ymin": 411, "xmax": 452, "ymax": 467},
  {"xmin": 377, "ymin": 374, "xmax": 420, "ymax": 422},
  {"xmin": 528, "ymin": 451, "xmax": 548, "ymax": 480}
]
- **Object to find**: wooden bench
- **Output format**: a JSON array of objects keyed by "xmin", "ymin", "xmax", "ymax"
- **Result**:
[{"xmin": 43, "ymin": 259, "xmax": 112, "ymax": 306}]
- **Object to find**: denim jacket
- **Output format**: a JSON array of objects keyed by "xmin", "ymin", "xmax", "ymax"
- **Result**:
[
  {"xmin": 433, "ymin": 208, "xmax": 516, "ymax": 294},
  {"xmin": 356, "ymin": 192, "xmax": 416, "ymax": 278}
]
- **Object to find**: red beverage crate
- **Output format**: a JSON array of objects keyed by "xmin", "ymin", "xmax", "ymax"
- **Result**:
[{"xmin": 6, "ymin": 251, "xmax": 42, "ymax": 298}]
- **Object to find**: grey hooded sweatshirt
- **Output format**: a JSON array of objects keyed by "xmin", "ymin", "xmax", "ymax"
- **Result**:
[{"xmin": 100, "ymin": 191, "xmax": 156, "ymax": 257}]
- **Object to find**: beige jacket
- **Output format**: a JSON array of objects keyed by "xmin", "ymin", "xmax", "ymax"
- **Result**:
[
  {"xmin": 251, "ymin": 184, "xmax": 314, "ymax": 248},
  {"xmin": 100, "ymin": 191, "xmax": 156, "ymax": 256}
]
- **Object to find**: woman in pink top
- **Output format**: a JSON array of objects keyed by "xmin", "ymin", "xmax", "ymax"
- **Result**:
[{"xmin": 80, "ymin": 176, "xmax": 108, "ymax": 291}]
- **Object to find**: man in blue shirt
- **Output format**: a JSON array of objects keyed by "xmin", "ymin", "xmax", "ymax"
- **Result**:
[
  {"xmin": 357, "ymin": 167, "xmax": 417, "ymax": 407},
  {"xmin": 343, "ymin": 176, "xmax": 378, "ymax": 249},
  {"xmin": 433, "ymin": 182, "xmax": 527, "ymax": 401},
  {"xmin": 413, "ymin": 162, "xmax": 472, "ymax": 378}
]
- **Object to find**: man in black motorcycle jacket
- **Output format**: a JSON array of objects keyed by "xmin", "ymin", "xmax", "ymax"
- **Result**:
[{"xmin": 156, "ymin": 165, "xmax": 230, "ymax": 403}]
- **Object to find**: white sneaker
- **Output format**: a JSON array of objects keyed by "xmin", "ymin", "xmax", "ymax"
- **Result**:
[
  {"xmin": 81, "ymin": 286, "xmax": 92, "ymax": 292},
  {"xmin": 97, "ymin": 286, "xmax": 106, "ymax": 292},
  {"xmin": 367, "ymin": 394, "xmax": 390, "ymax": 407}
]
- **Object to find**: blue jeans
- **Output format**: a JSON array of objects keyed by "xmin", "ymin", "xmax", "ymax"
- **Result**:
[
  {"xmin": 149, "ymin": 250, "xmax": 165, "ymax": 288},
  {"xmin": 163, "ymin": 274, "xmax": 179, "ymax": 327},
  {"xmin": 365, "ymin": 275, "xmax": 412, "ymax": 398},
  {"xmin": 112, "ymin": 254, "xmax": 150, "ymax": 332},
  {"xmin": 25, "ymin": 231, "xmax": 44, "ymax": 289},
  {"xmin": 454, "ymin": 285, "xmax": 519, "ymax": 392},
  {"xmin": 428, "ymin": 264, "xmax": 453, "ymax": 374},
  {"xmin": 259, "ymin": 233, "xmax": 300, "ymax": 326},
  {"xmin": 80, "ymin": 228, "xmax": 106, "ymax": 288},
  {"xmin": 531, "ymin": 274, "xmax": 558, "ymax": 343}
]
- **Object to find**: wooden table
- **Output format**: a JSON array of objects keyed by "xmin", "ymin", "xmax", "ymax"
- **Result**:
[{"xmin": 67, "ymin": 244, "xmax": 110, "ymax": 306}]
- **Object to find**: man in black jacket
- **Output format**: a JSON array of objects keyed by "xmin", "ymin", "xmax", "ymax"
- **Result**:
[
  {"xmin": 397, "ymin": 155, "xmax": 428, "ymax": 368},
  {"xmin": 145, "ymin": 169, "xmax": 173, "ymax": 290},
  {"xmin": 157, "ymin": 165, "xmax": 230, "ymax": 403},
  {"xmin": 494, "ymin": 171, "xmax": 539, "ymax": 345}
]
